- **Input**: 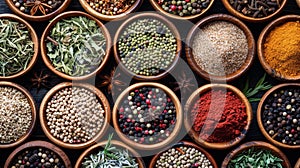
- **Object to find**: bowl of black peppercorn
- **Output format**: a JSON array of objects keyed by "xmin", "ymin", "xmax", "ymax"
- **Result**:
[{"xmin": 257, "ymin": 83, "xmax": 300, "ymax": 149}]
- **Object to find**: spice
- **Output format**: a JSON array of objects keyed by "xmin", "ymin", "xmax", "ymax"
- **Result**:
[
  {"xmin": 30, "ymin": 70, "xmax": 51, "ymax": 93},
  {"xmin": 12, "ymin": 0, "xmax": 63, "ymax": 16},
  {"xmin": 263, "ymin": 21, "xmax": 300, "ymax": 77},
  {"xmin": 117, "ymin": 86, "xmax": 177, "ymax": 144},
  {"xmin": 228, "ymin": 147, "xmax": 283, "ymax": 168},
  {"xmin": 0, "ymin": 19, "xmax": 34, "ymax": 77},
  {"xmin": 192, "ymin": 21, "xmax": 248, "ymax": 76},
  {"xmin": 118, "ymin": 18, "xmax": 177, "ymax": 76},
  {"xmin": 85, "ymin": 0, "xmax": 137, "ymax": 15},
  {"xmin": 46, "ymin": 86, "xmax": 105, "ymax": 144},
  {"xmin": 46, "ymin": 16, "xmax": 106, "ymax": 77},
  {"xmin": 9, "ymin": 147, "xmax": 66, "ymax": 168},
  {"xmin": 156, "ymin": 0, "xmax": 212, "ymax": 17},
  {"xmin": 98, "ymin": 67, "xmax": 126, "ymax": 95},
  {"xmin": 155, "ymin": 145, "xmax": 213, "ymax": 168},
  {"xmin": 0, "ymin": 86, "xmax": 32, "ymax": 144},
  {"xmin": 191, "ymin": 89, "xmax": 247, "ymax": 143},
  {"xmin": 81, "ymin": 135, "xmax": 138, "ymax": 168},
  {"xmin": 262, "ymin": 87, "xmax": 300, "ymax": 145}
]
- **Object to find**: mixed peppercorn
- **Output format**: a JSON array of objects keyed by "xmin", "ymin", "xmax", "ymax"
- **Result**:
[{"xmin": 85, "ymin": 0, "xmax": 137, "ymax": 15}]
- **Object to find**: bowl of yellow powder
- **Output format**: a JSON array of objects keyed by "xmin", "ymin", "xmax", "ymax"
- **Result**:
[{"xmin": 258, "ymin": 15, "xmax": 300, "ymax": 81}]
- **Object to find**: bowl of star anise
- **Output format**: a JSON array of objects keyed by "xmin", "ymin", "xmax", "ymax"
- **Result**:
[{"xmin": 5, "ymin": 0, "xmax": 71, "ymax": 21}]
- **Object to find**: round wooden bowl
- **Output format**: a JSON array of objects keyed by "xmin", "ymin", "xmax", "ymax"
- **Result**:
[
  {"xmin": 149, "ymin": 0, "xmax": 214, "ymax": 20},
  {"xmin": 221, "ymin": 0, "xmax": 287, "ymax": 22},
  {"xmin": 257, "ymin": 15, "xmax": 300, "ymax": 81},
  {"xmin": 41, "ymin": 11, "xmax": 112, "ymax": 81},
  {"xmin": 295, "ymin": 158, "xmax": 300, "ymax": 168},
  {"xmin": 221, "ymin": 141, "xmax": 291, "ymax": 168},
  {"xmin": 0, "ymin": 81, "xmax": 36, "ymax": 149},
  {"xmin": 257, "ymin": 83, "xmax": 300, "ymax": 149},
  {"xmin": 79, "ymin": 0, "xmax": 143, "ymax": 21},
  {"xmin": 112, "ymin": 82, "xmax": 183, "ymax": 151},
  {"xmin": 149, "ymin": 141, "xmax": 218, "ymax": 168},
  {"xmin": 75, "ymin": 140, "xmax": 145, "ymax": 168},
  {"xmin": 113, "ymin": 13, "xmax": 182, "ymax": 80},
  {"xmin": 4, "ymin": 141, "xmax": 72, "ymax": 168},
  {"xmin": 0, "ymin": 14, "xmax": 38, "ymax": 80},
  {"xmin": 5, "ymin": 0, "xmax": 71, "ymax": 21},
  {"xmin": 184, "ymin": 84, "xmax": 252, "ymax": 150},
  {"xmin": 185, "ymin": 14, "xmax": 255, "ymax": 82},
  {"xmin": 40, "ymin": 82, "xmax": 111, "ymax": 149}
]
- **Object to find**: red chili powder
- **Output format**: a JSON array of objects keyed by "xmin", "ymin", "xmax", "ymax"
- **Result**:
[{"xmin": 191, "ymin": 89, "xmax": 247, "ymax": 143}]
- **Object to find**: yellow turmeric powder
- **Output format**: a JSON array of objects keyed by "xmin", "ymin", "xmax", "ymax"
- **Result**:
[{"xmin": 264, "ymin": 21, "xmax": 300, "ymax": 78}]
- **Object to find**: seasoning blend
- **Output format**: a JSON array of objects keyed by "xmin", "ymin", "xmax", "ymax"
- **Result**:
[
  {"xmin": 258, "ymin": 83, "xmax": 300, "ymax": 149},
  {"xmin": 185, "ymin": 84, "xmax": 252, "ymax": 149}
]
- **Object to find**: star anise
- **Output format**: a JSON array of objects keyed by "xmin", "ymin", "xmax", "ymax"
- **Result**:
[
  {"xmin": 30, "ymin": 70, "xmax": 51, "ymax": 93},
  {"xmin": 144, "ymin": 109, "xmax": 159, "ymax": 122},
  {"xmin": 25, "ymin": 0, "xmax": 52, "ymax": 16},
  {"xmin": 98, "ymin": 68, "xmax": 126, "ymax": 95},
  {"xmin": 171, "ymin": 71, "xmax": 196, "ymax": 95}
]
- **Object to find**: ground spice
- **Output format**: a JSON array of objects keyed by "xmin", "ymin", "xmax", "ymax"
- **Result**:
[
  {"xmin": 191, "ymin": 89, "xmax": 247, "ymax": 143},
  {"xmin": 263, "ymin": 21, "xmax": 300, "ymax": 77}
]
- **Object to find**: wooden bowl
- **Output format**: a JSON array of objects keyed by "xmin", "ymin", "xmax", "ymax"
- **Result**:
[
  {"xmin": 112, "ymin": 82, "xmax": 183, "ymax": 151},
  {"xmin": 295, "ymin": 158, "xmax": 300, "ymax": 168},
  {"xmin": 0, "ymin": 81, "xmax": 36, "ymax": 149},
  {"xmin": 113, "ymin": 13, "xmax": 182, "ymax": 80},
  {"xmin": 221, "ymin": 141, "xmax": 291, "ymax": 168},
  {"xmin": 149, "ymin": 141, "xmax": 218, "ymax": 168},
  {"xmin": 5, "ymin": 0, "xmax": 71, "ymax": 21},
  {"xmin": 185, "ymin": 14, "xmax": 255, "ymax": 82},
  {"xmin": 257, "ymin": 83, "xmax": 300, "ymax": 149},
  {"xmin": 149, "ymin": 0, "xmax": 214, "ymax": 20},
  {"xmin": 297, "ymin": 0, "xmax": 300, "ymax": 8},
  {"xmin": 40, "ymin": 82, "xmax": 111, "ymax": 149},
  {"xmin": 41, "ymin": 11, "xmax": 111, "ymax": 81},
  {"xmin": 221, "ymin": 0, "xmax": 287, "ymax": 22},
  {"xmin": 4, "ymin": 141, "xmax": 72, "ymax": 168},
  {"xmin": 75, "ymin": 140, "xmax": 145, "ymax": 168},
  {"xmin": 0, "ymin": 14, "xmax": 38, "ymax": 80},
  {"xmin": 79, "ymin": 0, "xmax": 143, "ymax": 21},
  {"xmin": 184, "ymin": 84, "xmax": 252, "ymax": 150},
  {"xmin": 257, "ymin": 15, "xmax": 300, "ymax": 81}
]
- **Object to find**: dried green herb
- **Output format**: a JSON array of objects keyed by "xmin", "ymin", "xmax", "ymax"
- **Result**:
[
  {"xmin": 46, "ymin": 16, "xmax": 106, "ymax": 77},
  {"xmin": 81, "ymin": 134, "xmax": 138, "ymax": 168},
  {"xmin": 228, "ymin": 147, "xmax": 283, "ymax": 168},
  {"xmin": 0, "ymin": 19, "xmax": 34, "ymax": 76}
]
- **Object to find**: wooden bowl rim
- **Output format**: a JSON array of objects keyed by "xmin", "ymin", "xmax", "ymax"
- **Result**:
[
  {"xmin": 40, "ymin": 11, "xmax": 112, "ymax": 81},
  {"xmin": 295, "ymin": 157, "xmax": 300, "ymax": 168},
  {"xmin": 257, "ymin": 15, "xmax": 300, "ymax": 81},
  {"xmin": 39, "ymin": 82, "xmax": 111, "ymax": 149},
  {"xmin": 112, "ymin": 82, "xmax": 183, "ymax": 150},
  {"xmin": 0, "ymin": 14, "xmax": 38, "ymax": 80},
  {"xmin": 149, "ymin": 0, "xmax": 215, "ymax": 20},
  {"xmin": 185, "ymin": 14, "xmax": 255, "ymax": 82},
  {"xmin": 5, "ymin": 0, "xmax": 72, "ymax": 21},
  {"xmin": 113, "ymin": 12, "xmax": 182, "ymax": 81},
  {"xmin": 75, "ymin": 140, "xmax": 146, "ymax": 168},
  {"xmin": 149, "ymin": 141, "xmax": 218, "ymax": 168},
  {"xmin": 0, "ymin": 81, "xmax": 36, "ymax": 149},
  {"xmin": 297, "ymin": 0, "xmax": 300, "ymax": 8},
  {"xmin": 79, "ymin": 0, "xmax": 143, "ymax": 21},
  {"xmin": 221, "ymin": 0, "xmax": 287, "ymax": 22},
  {"xmin": 184, "ymin": 84, "xmax": 253, "ymax": 150},
  {"xmin": 257, "ymin": 83, "xmax": 300, "ymax": 149},
  {"xmin": 4, "ymin": 140, "xmax": 72, "ymax": 168},
  {"xmin": 221, "ymin": 141, "xmax": 291, "ymax": 168}
]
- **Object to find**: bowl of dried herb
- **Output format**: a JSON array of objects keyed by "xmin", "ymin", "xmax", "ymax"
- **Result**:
[
  {"xmin": 5, "ymin": 0, "xmax": 71, "ymax": 21},
  {"xmin": 41, "ymin": 11, "xmax": 111, "ymax": 81},
  {"xmin": 39, "ymin": 82, "xmax": 111, "ymax": 149},
  {"xmin": 0, "ymin": 14, "xmax": 38, "ymax": 80},
  {"xmin": 222, "ymin": 141, "xmax": 291, "ymax": 168},
  {"xmin": 75, "ymin": 135, "xmax": 145, "ymax": 168},
  {"xmin": 0, "ymin": 81, "xmax": 36, "ymax": 149}
]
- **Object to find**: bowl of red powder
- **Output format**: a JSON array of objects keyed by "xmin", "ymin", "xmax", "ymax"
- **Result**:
[{"xmin": 184, "ymin": 84, "xmax": 252, "ymax": 149}]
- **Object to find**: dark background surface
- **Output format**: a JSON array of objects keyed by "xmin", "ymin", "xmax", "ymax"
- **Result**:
[{"xmin": 0, "ymin": 0, "xmax": 300, "ymax": 167}]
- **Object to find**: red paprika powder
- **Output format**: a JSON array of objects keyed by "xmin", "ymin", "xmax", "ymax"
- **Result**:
[{"xmin": 191, "ymin": 89, "xmax": 247, "ymax": 143}]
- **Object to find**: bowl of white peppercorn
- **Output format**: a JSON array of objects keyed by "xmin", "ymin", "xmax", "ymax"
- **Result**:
[
  {"xmin": 186, "ymin": 14, "xmax": 255, "ymax": 82},
  {"xmin": 5, "ymin": 141, "xmax": 72, "ymax": 168},
  {"xmin": 0, "ymin": 81, "xmax": 36, "ymax": 149},
  {"xmin": 40, "ymin": 82, "xmax": 111, "ymax": 149},
  {"xmin": 149, "ymin": 141, "xmax": 218, "ymax": 168}
]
